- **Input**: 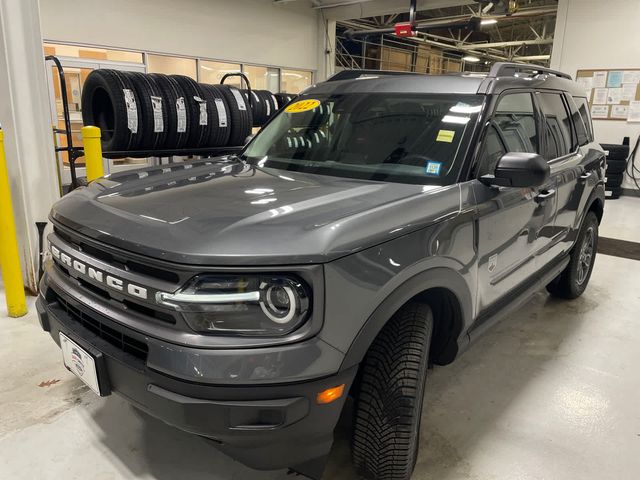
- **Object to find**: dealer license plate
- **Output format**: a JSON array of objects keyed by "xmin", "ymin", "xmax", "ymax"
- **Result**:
[{"xmin": 60, "ymin": 332, "xmax": 101, "ymax": 395}]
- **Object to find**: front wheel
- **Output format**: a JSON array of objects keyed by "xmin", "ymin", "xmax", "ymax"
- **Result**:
[
  {"xmin": 351, "ymin": 303, "xmax": 433, "ymax": 480},
  {"xmin": 546, "ymin": 211, "xmax": 599, "ymax": 299}
]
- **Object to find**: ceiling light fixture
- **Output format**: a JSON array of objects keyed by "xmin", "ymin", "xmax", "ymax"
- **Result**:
[
  {"xmin": 462, "ymin": 55, "xmax": 481, "ymax": 63},
  {"xmin": 481, "ymin": 18, "xmax": 498, "ymax": 25}
]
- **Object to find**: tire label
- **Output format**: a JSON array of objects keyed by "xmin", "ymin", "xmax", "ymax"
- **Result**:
[
  {"xmin": 270, "ymin": 94, "xmax": 278, "ymax": 113},
  {"xmin": 214, "ymin": 98, "xmax": 227, "ymax": 128},
  {"xmin": 123, "ymin": 88, "xmax": 138, "ymax": 133},
  {"xmin": 194, "ymin": 96, "xmax": 207, "ymax": 126},
  {"xmin": 265, "ymin": 96, "xmax": 271, "ymax": 117},
  {"xmin": 150, "ymin": 96, "xmax": 164, "ymax": 133},
  {"xmin": 230, "ymin": 88, "xmax": 247, "ymax": 111},
  {"xmin": 176, "ymin": 97, "xmax": 187, "ymax": 133},
  {"xmin": 252, "ymin": 91, "xmax": 260, "ymax": 103}
]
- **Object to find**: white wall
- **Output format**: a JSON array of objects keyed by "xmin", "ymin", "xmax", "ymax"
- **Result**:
[
  {"xmin": 39, "ymin": 0, "xmax": 324, "ymax": 75},
  {"xmin": 551, "ymin": 0, "xmax": 640, "ymax": 147}
]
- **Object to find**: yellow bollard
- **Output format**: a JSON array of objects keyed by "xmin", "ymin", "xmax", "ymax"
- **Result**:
[
  {"xmin": 0, "ymin": 129, "xmax": 27, "ymax": 317},
  {"xmin": 82, "ymin": 126, "xmax": 104, "ymax": 182}
]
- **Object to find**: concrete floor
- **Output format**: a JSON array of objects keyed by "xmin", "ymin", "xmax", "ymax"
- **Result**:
[
  {"xmin": 600, "ymin": 195, "xmax": 640, "ymax": 242},
  {"xmin": 1, "ymin": 196, "xmax": 640, "ymax": 479}
]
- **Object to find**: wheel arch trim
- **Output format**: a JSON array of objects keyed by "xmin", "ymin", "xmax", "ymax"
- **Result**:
[{"xmin": 339, "ymin": 267, "xmax": 473, "ymax": 371}]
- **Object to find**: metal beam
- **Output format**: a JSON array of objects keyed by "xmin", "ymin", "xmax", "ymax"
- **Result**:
[{"xmin": 457, "ymin": 38, "xmax": 553, "ymax": 50}]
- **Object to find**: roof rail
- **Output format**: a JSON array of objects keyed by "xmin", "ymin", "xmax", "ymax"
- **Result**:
[
  {"xmin": 326, "ymin": 69, "xmax": 423, "ymax": 82},
  {"xmin": 488, "ymin": 62, "xmax": 572, "ymax": 81}
]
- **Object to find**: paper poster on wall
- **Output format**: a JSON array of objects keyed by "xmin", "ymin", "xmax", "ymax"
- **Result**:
[
  {"xmin": 606, "ymin": 71, "xmax": 624, "ymax": 88},
  {"xmin": 592, "ymin": 88, "xmax": 608, "ymax": 105},
  {"xmin": 576, "ymin": 77, "xmax": 593, "ymax": 97},
  {"xmin": 621, "ymin": 83, "xmax": 637, "ymax": 101},
  {"xmin": 607, "ymin": 87, "xmax": 622, "ymax": 104},
  {"xmin": 611, "ymin": 105, "xmax": 629, "ymax": 119},
  {"xmin": 628, "ymin": 101, "xmax": 640, "ymax": 122},
  {"xmin": 622, "ymin": 71, "xmax": 639, "ymax": 85},
  {"xmin": 590, "ymin": 105, "xmax": 610, "ymax": 119},
  {"xmin": 592, "ymin": 71, "xmax": 607, "ymax": 88}
]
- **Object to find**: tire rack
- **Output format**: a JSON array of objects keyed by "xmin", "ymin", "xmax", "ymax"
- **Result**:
[{"xmin": 46, "ymin": 57, "xmax": 253, "ymax": 191}]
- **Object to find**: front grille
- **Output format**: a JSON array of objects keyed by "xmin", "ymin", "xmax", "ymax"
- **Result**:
[
  {"xmin": 54, "ymin": 293, "xmax": 149, "ymax": 362},
  {"xmin": 53, "ymin": 226, "xmax": 181, "ymax": 284}
]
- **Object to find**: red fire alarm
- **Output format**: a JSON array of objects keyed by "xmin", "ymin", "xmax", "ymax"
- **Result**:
[{"xmin": 394, "ymin": 22, "xmax": 415, "ymax": 37}]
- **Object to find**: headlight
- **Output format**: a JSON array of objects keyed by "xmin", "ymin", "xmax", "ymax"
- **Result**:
[{"xmin": 156, "ymin": 275, "xmax": 311, "ymax": 336}]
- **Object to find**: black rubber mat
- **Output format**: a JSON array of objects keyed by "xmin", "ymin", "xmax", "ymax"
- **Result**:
[{"xmin": 598, "ymin": 237, "xmax": 640, "ymax": 261}]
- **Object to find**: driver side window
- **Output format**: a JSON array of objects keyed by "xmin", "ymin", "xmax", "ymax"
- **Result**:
[{"xmin": 477, "ymin": 92, "xmax": 540, "ymax": 177}]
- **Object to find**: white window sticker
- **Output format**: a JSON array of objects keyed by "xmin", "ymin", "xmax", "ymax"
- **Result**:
[
  {"xmin": 123, "ymin": 89, "xmax": 138, "ymax": 133},
  {"xmin": 194, "ymin": 96, "xmax": 207, "ymax": 126},
  {"xmin": 176, "ymin": 97, "xmax": 187, "ymax": 133},
  {"xmin": 150, "ymin": 96, "xmax": 164, "ymax": 133},
  {"xmin": 231, "ymin": 88, "xmax": 247, "ymax": 111},
  {"xmin": 214, "ymin": 98, "xmax": 228, "ymax": 127}
]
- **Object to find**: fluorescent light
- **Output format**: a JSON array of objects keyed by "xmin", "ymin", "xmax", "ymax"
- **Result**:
[
  {"xmin": 481, "ymin": 18, "xmax": 498, "ymax": 25},
  {"xmin": 442, "ymin": 115, "xmax": 471, "ymax": 125},
  {"xmin": 450, "ymin": 104, "xmax": 482, "ymax": 114},
  {"xmin": 462, "ymin": 55, "xmax": 481, "ymax": 63}
]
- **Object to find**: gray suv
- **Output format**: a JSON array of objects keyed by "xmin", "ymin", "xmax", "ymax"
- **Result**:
[{"xmin": 38, "ymin": 63, "xmax": 605, "ymax": 480}]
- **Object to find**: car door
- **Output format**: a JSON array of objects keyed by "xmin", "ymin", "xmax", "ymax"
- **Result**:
[
  {"xmin": 547, "ymin": 93, "xmax": 604, "ymax": 255},
  {"xmin": 473, "ymin": 91, "xmax": 556, "ymax": 314}
]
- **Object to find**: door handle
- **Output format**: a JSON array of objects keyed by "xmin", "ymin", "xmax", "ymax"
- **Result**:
[
  {"xmin": 579, "ymin": 171, "xmax": 592, "ymax": 180},
  {"xmin": 535, "ymin": 189, "xmax": 556, "ymax": 202}
]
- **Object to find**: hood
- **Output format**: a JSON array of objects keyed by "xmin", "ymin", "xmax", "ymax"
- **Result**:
[{"xmin": 51, "ymin": 158, "xmax": 462, "ymax": 265}]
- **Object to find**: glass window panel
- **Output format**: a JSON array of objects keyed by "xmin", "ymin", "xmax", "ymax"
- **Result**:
[
  {"xmin": 281, "ymin": 69, "xmax": 313, "ymax": 94},
  {"xmin": 243, "ymin": 65, "xmax": 279, "ymax": 92},
  {"xmin": 538, "ymin": 92, "xmax": 573, "ymax": 158},
  {"xmin": 199, "ymin": 60, "xmax": 241, "ymax": 85},
  {"xmin": 493, "ymin": 93, "xmax": 539, "ymax": 154},
  {"xmin": 146, "ymin": 54, "xmax": 197, "ymax": 79},
  {"xmin": 43, "ymin": 43, "xmax": 143, "ymax": 63}
]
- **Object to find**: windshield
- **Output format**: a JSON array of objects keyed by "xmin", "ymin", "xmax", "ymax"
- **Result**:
[{"xmin": 242, "ymin": 92, "xmax": 484, "ymax": 185}]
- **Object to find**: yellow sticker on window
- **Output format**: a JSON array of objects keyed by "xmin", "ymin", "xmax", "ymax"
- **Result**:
[
  {"xmin": 285, "ymin": 99, "xmax": 321, "ymax": 113},
  {"xmin": 436, "ymin": 130, "xmax": 456, "ymax": 143}
]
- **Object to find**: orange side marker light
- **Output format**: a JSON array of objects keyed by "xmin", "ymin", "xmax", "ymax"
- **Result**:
[{"xmin": 316, "ymin": 384, "xmax": 345, "ymax": 405}]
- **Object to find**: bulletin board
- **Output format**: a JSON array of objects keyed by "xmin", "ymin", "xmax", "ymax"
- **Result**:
[{"xmin": 575, "ymin": 68, "xmax": 640, "ymax": 121}]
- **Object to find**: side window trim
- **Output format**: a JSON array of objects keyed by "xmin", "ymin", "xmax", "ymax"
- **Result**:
[{"xmin": 534, "ymin": 90, "xmax": 581, "ymax": 163}]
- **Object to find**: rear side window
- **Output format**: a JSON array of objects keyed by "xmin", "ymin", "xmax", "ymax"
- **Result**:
[
  {"xmin": 565, "ymin": 95, "xmax": 590, "ymax": 146},
  {"xmin": 493, "ymin": 93, "xmax": 539, "ymax": 153},
  {"xmin": 572, "ymin": 96, "xmax": 594, "ymax": 142},
  {"xmin": 538, "ymin": 92, "xmax": 574, "ymax": 159}
]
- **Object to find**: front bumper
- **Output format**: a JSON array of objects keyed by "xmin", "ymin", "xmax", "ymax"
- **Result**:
[{"xmin": 36, "ymin": 291, "xmax": 357, "ymax": 475}]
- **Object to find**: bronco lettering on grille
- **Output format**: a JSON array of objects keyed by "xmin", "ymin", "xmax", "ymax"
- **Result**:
[{"xmin": 50, "ymin": 244, "xmax": 148, "ymax": 300}]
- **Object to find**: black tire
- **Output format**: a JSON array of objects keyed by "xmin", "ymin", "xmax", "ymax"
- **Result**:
[
  {"xmin": 217, "ymin": 84, "xmax": 252, "ymax": 146},
  {"xmin": 81, "ymin": 69, "xmax": 143, "ymax": 151},
  {"xmin": 606, "ymin": 172, "xmax": 624, "ymax": 186},
  {"xmin": 148, "ymin": 74, "xmax": 189, "ymax": 149},
  {"xmin": 546, "ymin": 211, "xmax": 598, "ymax": 299},
  {"xmin": 352, "ymin": 303, "xmax": 433, "ymax": 480},
  {"xmin": 607, "ymin": 187, "xmax": 622, "ymax": 199},
  {"xmin": 606, "ymin": 158, "xmax": 627, "ymax": 174},
  {"xmin": 170, "ymin": 75, "xmax": 210, "ymax": 148},
  {"xmin": 242, "ymin": 89, "xmax": 267, "ymax": 127},
  {"xmin": 257, "ymin": 90, "xmax": 278, "ymax": 125},
  {"xmin": 199, "ymin": 84, "xmax": 231, "ymax": 147},
  {"xmin": 275, "ymin": 93, "xmax": 296, "ymax": 109},
  {"xmin": 123, "ymin": 72, "xmax": 168, "ymax": 150},
  {"xmin": 600, "ymin": 143, "xmax": 629, "ymax": 161}
]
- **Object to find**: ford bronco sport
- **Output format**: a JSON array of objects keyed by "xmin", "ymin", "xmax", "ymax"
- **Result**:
[{"xmin": 38, "ymin": 63, "xmax": 605, "ymax": 480}]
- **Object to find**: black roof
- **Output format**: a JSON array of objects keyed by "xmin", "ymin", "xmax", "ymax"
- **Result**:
[{"xmin": 311, "ymin": 63, "xmax": 584, "ymax": 98}]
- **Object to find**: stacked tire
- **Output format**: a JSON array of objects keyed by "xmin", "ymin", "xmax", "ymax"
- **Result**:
[
  {"xmin": 81, "ymin": 69, "xmax": 252, "ymax": 151},
  {"xmin": 601, "ymin": 143, "xmax": 629, "ymax": 199}
]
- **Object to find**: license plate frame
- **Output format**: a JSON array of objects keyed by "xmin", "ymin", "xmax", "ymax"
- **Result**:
[{"xmin": 60, "ymin": 332, "xmax": 102, "ymax": 396}]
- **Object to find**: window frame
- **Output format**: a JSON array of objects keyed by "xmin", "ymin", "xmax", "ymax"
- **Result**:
[
  {"xmin": 471, "ymin": 88, "xmax": 541, "ymax": 179},
  {"xmin": 533, "ymin": 90, "xmax": 582, "ymax": 163}
]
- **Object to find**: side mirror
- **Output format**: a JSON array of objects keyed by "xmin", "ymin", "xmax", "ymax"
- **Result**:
[{"xmin": 480, "ymin": 152, "xmax": 549, "ymax": 188}]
